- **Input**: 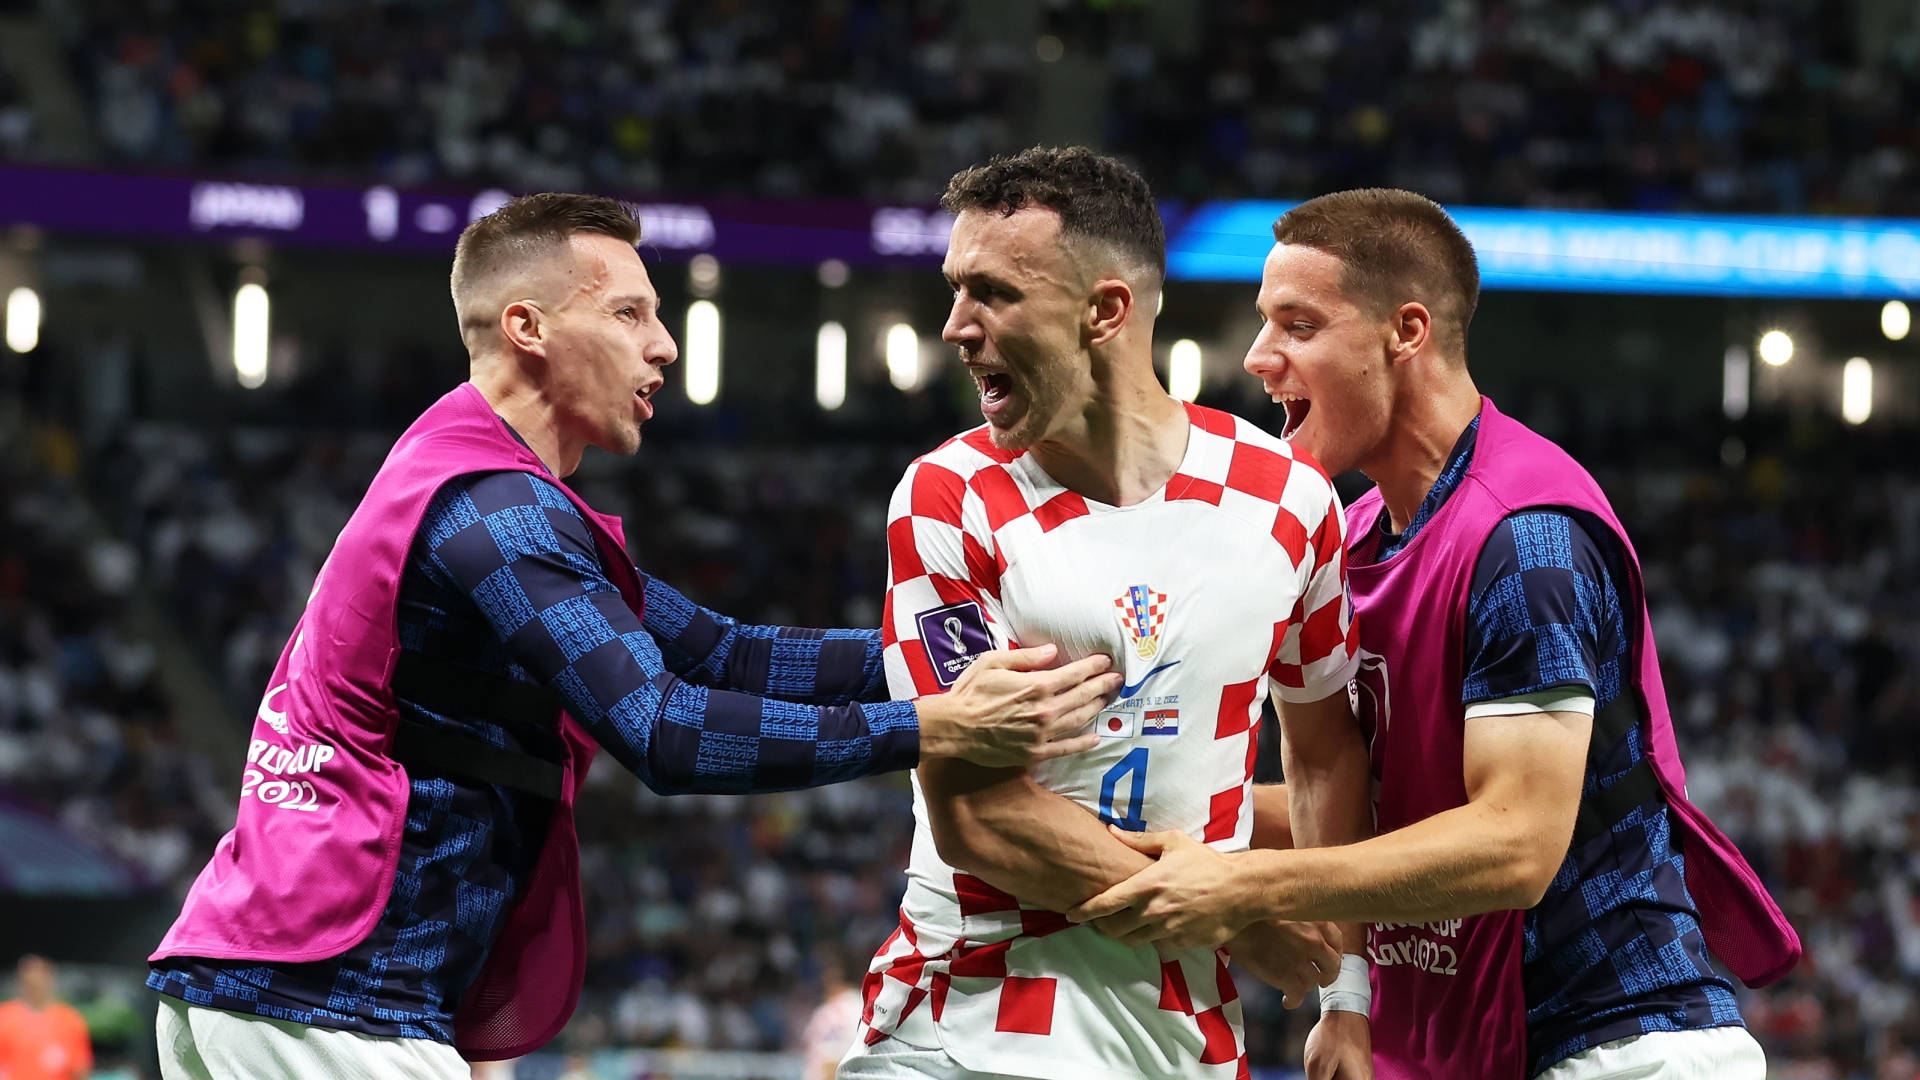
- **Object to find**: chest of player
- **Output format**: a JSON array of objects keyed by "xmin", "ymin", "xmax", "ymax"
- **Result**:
[{"xmin": 994, "ymin": 503, "xmax": 1297, "ymax": 842}]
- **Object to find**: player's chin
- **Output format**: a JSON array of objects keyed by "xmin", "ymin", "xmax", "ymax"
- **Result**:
[
  {"xmin": 983, "ymin": 403, "xmax": 1040, "ymax": 451},
  {"xmin": 604, "ymin": 420, "xmax": 644, "ymax": 456}
]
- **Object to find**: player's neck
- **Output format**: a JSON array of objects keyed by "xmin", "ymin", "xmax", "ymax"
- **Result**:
[
  {"xmin": 1366, "ymin": 373, "xmax": 1482, "ymax": 534},
  {"xmin": 1029, "ymin": 362, "xmax": 1188, "ymax": 507},
  {"xmin": 470, "ymin": 367, "xmax": 585, "ymax": 478}
]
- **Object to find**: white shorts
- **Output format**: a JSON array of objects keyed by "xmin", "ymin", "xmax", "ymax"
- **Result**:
[
  {"xmin": 156, "ymin": 996, "xmax": 471, "ymax": 1080},
  {"xmin": 1536, "ymin": 1025, "xmax": 1766, "ymax": 1080},
  {"xmin": 837, "ymin": 1034, "xmax": 1031, "ymax": 1080}
]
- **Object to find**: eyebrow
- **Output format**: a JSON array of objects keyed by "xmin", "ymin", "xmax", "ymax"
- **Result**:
[
  {"xmin": 946, "ymin": 268, "xmax": 1017, "ymax": 292},
  {"xmin": 1260, "ymin": 298, "xmax": 1317, "ymax": 316}
]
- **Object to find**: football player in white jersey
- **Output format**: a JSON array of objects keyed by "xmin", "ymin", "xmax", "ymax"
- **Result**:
[{"xmin": 840, "ymin": 147, "xmax": 1374, "ymax": 1080}]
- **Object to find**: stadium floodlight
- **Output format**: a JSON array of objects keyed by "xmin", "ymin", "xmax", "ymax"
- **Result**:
[
  {"xmin": 1168, "ymin": 339, "xmax": 1202, "ymax": 402},
  {"xmin": 886, "ymin": 323, "xmax": 918, "ymax": 390},
  {"xmin": 1757, "ymin": 329, "xmax": 1793, "ymax": 367},
  {"xmin": 685, "ymin": 300, "xmax": 720, "ymax": 404},
  {"xmin": 1842, "ymin": 358, "xmax": 1872, "ymax": 425},
  {"xmin": 689, "ymin": 254, "xmax": 720, "ymax": 297},
  {"xmin": 817, "ymin": 259, "xmax": 850, "ymax": 289},
  {"xmin": 233, "ymin": 281, "xmax": 270, "ymax": 388},
  {"xmin": 4, "ymin": 287, "xmax": 39, "ymax": 354},
  {"xmin": 1722, "ymin": 345, "xmax": 1750, "ymax": 420},
  {"xmin": 1884, "ymin": 300, "xmax": 1911, "ymax": 342},
  {"xmin": 816, "ymin": 321, "xmax": 847, "ymax": 410}
]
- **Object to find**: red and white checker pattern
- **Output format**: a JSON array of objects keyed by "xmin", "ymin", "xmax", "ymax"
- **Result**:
[{"xmin": 859, "ymin": 406, "xmax": 1356, "ymax": 1079}]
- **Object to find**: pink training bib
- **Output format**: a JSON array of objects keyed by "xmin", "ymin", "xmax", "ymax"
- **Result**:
[
  {"xmin": 152, "ymin": 382, "xmax": 643, "ymax": 1060},
  {"xmin": 1343, "ymin": 398, "xmax": 1799, "ymax": 1079}
]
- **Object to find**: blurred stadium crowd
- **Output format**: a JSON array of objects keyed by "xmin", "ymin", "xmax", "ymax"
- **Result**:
[
  {"xmin": 1, "ymin": 0, "xmax": 1905, "ymax": 213},
  {"xmin": 1, "ymin": 0, "xmax": 1917, "ymax": 1077}
]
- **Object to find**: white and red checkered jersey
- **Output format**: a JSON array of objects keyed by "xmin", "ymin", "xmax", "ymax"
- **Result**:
[{"xmin": 856, "ymin": 403, "xmax": 1360, "ymax": 1080}]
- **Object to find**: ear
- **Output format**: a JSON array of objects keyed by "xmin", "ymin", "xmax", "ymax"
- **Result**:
[
  {"xmin": 1390, "ymin": 301, "xmax": 1432, "ymax": 364},
  {"xmin": 1086, "ymin": 278, "xmax": 1135, "ymax": 348},
  {"xmin": 500, "ymin": 299, "xmax": 547, "ymax": 359}
]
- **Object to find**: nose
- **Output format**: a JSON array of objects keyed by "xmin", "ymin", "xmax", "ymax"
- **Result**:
[
  {"xmin": 942, "ymin": 295, "xmax": 982, "ymax": 350},
  {"xmin": 1243, "ymin": 322, "xmax": 1282, "ymax": 379},
  {"xmin": 649, "ymin": 327, "xmax": 679, "ymax": 368}
]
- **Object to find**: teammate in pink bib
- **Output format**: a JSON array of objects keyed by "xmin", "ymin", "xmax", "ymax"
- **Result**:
[{"xmin": 1071, "ymin": 189, "xmax": 1798, "ymax": 1080}]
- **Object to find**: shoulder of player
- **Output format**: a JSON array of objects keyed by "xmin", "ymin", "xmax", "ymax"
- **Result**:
[
  {"xmin": 1196, "ymin": 409, "xmax": 1338, "ymax": 504},
  {"xmin": 1478, "ymin": 508, "xmax": 1614, "ymax": 580},
  {"xmin": 423, "ymin": 469, "xmax": 596, "ymax": 558},
  {"xmin": 917, "ymin": 425, "xmax": 1021, "ymax": 477},
  {"xmin": 893, "ymin": 428, "xmax": 1022, "ymax": 517}
]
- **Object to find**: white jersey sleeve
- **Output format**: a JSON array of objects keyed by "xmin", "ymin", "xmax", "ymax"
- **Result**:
[
  {"xmin": 881, "ymin": 443, "xmax": 1011, "ymax": 700},
  {"xmin": 1268, "ymin": 461, "xmax": 1361, "ymax": 702}
]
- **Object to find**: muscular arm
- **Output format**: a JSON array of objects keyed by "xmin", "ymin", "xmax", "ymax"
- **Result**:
[
  {"xmin": 1276, "ymin": 688, "xmax": 1373, "ymax": 953},
  {"xmin": 1250, "ymin": 782, "xmax": 1291, "ymax": 850},
  {"xmin": 1229, "ymin": 706, "xmax": 1590, "ymax": 922},
  {"xmin": 920, "ymin": 758, "xmax": 1153, "ymax": 912},
  {"xmin": 886, "ymin": 454, "xmax": 1141, "ymax": 909},
  {"xmin": 425, "ymin": 472, "xmax": 919, "ymax": 793},
  {"xmin": 641, "ymin": 575, "xmax": 887, "ymax": 705}
]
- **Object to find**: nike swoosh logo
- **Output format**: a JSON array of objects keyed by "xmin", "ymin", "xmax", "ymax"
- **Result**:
[{"xmin": 1118, "ymin": 660, "xmax": 1181, "ymax": 699}]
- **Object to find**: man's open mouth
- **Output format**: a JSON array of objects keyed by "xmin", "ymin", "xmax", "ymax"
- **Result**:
[
  {"xmin": 1279, "ymin": 396, "xmax": 1311, "ymax": 439},
  {"xmin": 978, "ymin": 370, "xmax": 1013, "ymax": 404}
]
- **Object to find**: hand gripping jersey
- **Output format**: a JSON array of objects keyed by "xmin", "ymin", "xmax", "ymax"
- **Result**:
[{"xmin": 859, "ymin": 405, "xmax": 1360, "ymax": 1080}]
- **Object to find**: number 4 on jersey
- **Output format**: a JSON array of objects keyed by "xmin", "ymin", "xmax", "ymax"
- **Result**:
[{"xmin": 1098, "ymin": 747, "xmax": 1149, "ymax": 832}]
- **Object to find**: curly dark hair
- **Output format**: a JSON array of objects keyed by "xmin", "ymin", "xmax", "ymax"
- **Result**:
[{"xmin": 941, "ymin": 146, "xmax": 1165, "ymax": 288}]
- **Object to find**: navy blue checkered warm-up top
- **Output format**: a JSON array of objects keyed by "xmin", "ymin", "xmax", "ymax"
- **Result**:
[{"xmin": 152, "ymin": 452, "xmax": 918, "ymax": 1039}]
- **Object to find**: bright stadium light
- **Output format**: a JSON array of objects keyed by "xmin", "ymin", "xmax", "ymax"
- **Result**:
[
  {"xmin": 1884, "ymin": 300, "xmax": 1911, "ymax": 342},
  {"xmin": 1842, "ymin": 358, "xmax": 1872, "ymax": 425},
  {"xmin": 688, "ymin": 254, "xmax": 720, "ymax": 297},
  {"xmin": 1721, "ymin": 345, "xmax": 1750, "ymax": 420},
  {"xmin": 816, "ymin": 321, "xmax": 847, "ymax": 410},
  {"xmin": 886, "ymin": 323, "xmax": 918, "ymax": 390},
  {"xmin": 5, "ymin": 287, "xmax": 40, "ymax": 354},
  {"xmin": 685, "ymin": 300, "xmax": 720, "ymax": 404},
  {"xmin": 1168, "ymin": 339, "xmax": 1202, "ymax": 402},
  {"xmin": 233, "ymin": 281, "xmax": 270, "ymax": 388},
  {"xmin": 1757, "ymin": 329, "xmax": 1793, "ymax": 367}
]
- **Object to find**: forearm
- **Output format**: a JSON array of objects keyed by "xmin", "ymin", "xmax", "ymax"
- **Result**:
[
  {"xmin": 1230, "ymin": 799, "xmax": 1546, "ymax": 925},
  {"xmin": 920, "ymin": 757, "xmax": 1151, "ymax": 912},
  {"xmin": 641, "ymin": 577, "xmax": 885, "ymax": 703},
  {"xmin": 720, "ymin": 625, "xmax": 885, "ymax": 704},
  {"xmin": 580, "ymin": 671, "xmax": 919, "ymax": 794}
]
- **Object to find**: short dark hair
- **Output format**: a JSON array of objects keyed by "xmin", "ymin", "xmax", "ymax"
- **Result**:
[
  {"xmin": 450, "ymin": 193, "xmax": 641, "ymax": 329},
  {"xmin": 1272, "ymin": 189, "xmax": 1479, "ymax": 356},
  {"xmin": 942, "ymin": 146, "xmax": 1165, "ymax": 289}
]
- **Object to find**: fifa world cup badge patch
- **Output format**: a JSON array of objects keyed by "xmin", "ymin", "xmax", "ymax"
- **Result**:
[
  {"xmin": 1112, "ymin": 584, "xmax": 1168, "ymax": 659},
  {"xmin": 916, "ymin": 601, "xmax": 993, "ymax": 687}
]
